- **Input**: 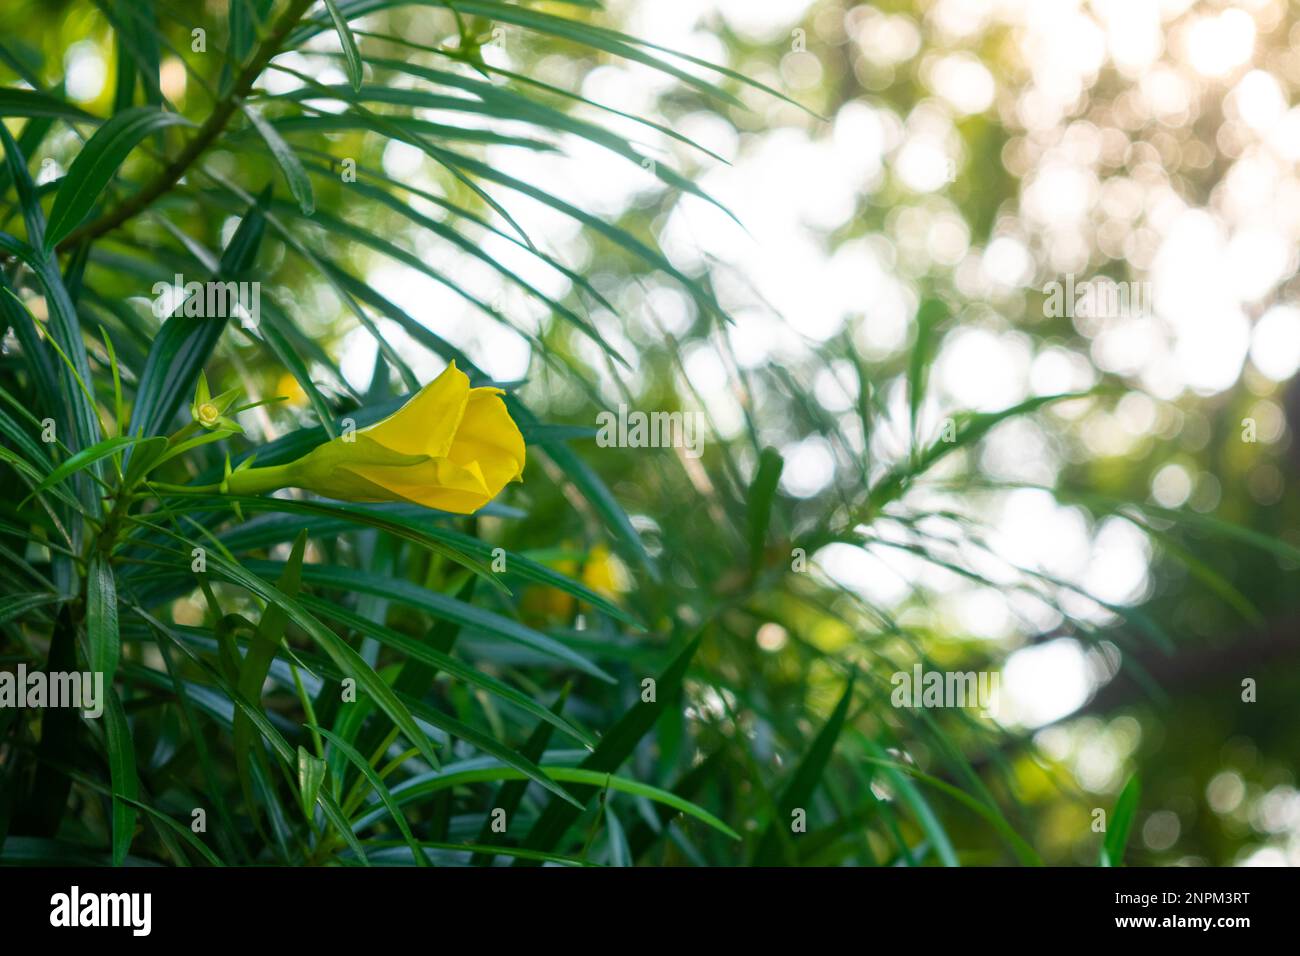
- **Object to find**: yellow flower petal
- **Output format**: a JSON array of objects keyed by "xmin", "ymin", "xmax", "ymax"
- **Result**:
[
  {"xmin": 347, "ymin": 458, "xmax": 494, "ymax": 513},
  {"xmin": 232, "ymin": 361, "xmax": 527, "ymax": 514},
  {"xmin": 361, "ymin": 361, "xmax": 470, "ymax": 458},
  {"xmin": 446, "ymin": 386, "xmax": 526, "ymax": 489}
]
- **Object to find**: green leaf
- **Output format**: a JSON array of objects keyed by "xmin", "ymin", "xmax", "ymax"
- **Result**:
[
  {"xmin": 530, "ymin": 428, "xmax": 657, "ymax": 581},
  {"xmin": 248, "ymin": 561, "xmax": 613, "ymax": 682},
  {"xmin": 358, "ymin": 839, "xmax": 593, "ymax": 866},
  {"xmin": 234, "ymin": 531, "xmax": 307, "ymax": 816},
  {"xmin": 145, "ymin": 530, "xmax": 445, "ymax": 776},
  {"xmin": 869, "ymin": 390, "xmax": 1099, "ymax": 512},
  {"xmin": 0, "ymin": 272, "xmax": 59, "ymax": 405},
  {"xmin": 0, "ymin": 94, "xmax": 55, "ymax": 199},
  {"xmin": 273, "ymin": 77, "xmax": 732, "ymax": 220},
  {"xmin": 86, "ymin": 553, "xmax": 120, "ymax": 685},
  {"xmin": 218, "ymin": 495, "xmax": 505, "ymax": 592},
  {"xmin": 1102, "ymin": 775, "xmax": 1141, "ymax": 867},
  {"xmin": 0, "ymin": 592, "xmax": 64, "ymax": 626},
  {"xmin": 121, "ymin": 436, "xmax": 170, "ymax": 489},
  {"xmin": 472, "ymin": 686, "xmax": 571, "ymax": 865},
  {"xmin": 226, "ymin": 0, "xmax": 258, "ymax": 70},
  {"xmin": 907, "ymin": 298, "xmax": 945, "ymax": 451},
  {"xmin": 389, "ymin": 687, "xmax": 581, "ymax": 808},
  {"xmin": 861, "ymin": 755, "xmax": 1041, "ymax": 866},
  {"xmin": 44, "ymin": 105, "xmax": 191, "ymax": 250},
  {"xmin": 0, "ymin": 120, "xmax": 50, "ymax": 251},
  {"xmin": 297, "ymin": 745, "xmax": 327, "ymax": 820},
  {"xmin": 311, "ymin": 726, "xmax": 426, "ymax": 864},
  {"xmin": 857, "ymin": 732, "xmax": 960, "ymax": 867},
  {"xmin": 358, "ymin": 765, "xmax": 739, "ymax": 842},
  {"xmin": 514, "ymin": 636, "xmax": 701, "ymax": 861},
  {"xmin": 126, "ymin": 188, "xmax": 268, "ymax": 439},
  {"xmin": 299, "ymin": 595, "xmax": 594, "ymax": 747},
  {"xmin": 322, "ymin": 0, "xmax": 363, "ymax": 91},
  {"xmin": 103, "ymin": 688, "xmax": 139, "ymax": 866},
  {"xmin": 753, "ymin": 673, "xmax": 854, "ymax": 864},
  {"xmin": 23, "ymin": 436, "xmax": 142, "ymax": 505},
  {"xmin": 116, "ymin": 794, "xmax": 223, "ymax": 867},
  {"xmin": 254, "ymin": 306, "xmax": 339, "ymax": 438},
  {"xmin": 0, "ymin": 88, "xmax": 98, "ymax": 122},
  {"xmin": 747, "ymin": 447, "xmax": 784, "ymax": 577},
  {"xmin": 239, "ymin": 103, "xmax": 314, "ymax": 215},
  {"xmin": 216, "ymin": 493, "xmax": 636, "ymax": 622},
  {"xmin": 626, "ymin": 751, "xmax": 724, "ymax": 860},
  {"xmin": 133, "ymin": 605, "xmax": 369, "ymax": 864},
  {"xmin": 257, "ymin": 189, "xmax": 626, "ymax": 368},
  {"xmin": 0, "ymin": 236, "xmax": 102, "ymax": 487}
]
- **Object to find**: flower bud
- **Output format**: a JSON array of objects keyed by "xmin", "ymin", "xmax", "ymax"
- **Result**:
[{"xmin": 225, "ymin": 362, "xmax": 524, "ymax": 514}]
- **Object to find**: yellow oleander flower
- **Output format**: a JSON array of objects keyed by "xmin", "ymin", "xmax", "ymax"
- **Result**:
[
  {"xmin": 520, "ymin": 543, "xmax": 628, "ymax": 622},
  {"xmin": 226, "ymin": 362, "xmax": 524, "ymax": 514},
  {"xmin": 580, "ymin": 543, "xmax": 626, "ymax": 597}
]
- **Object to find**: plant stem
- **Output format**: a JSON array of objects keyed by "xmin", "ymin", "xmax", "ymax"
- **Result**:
[
  {"xmin": 55, "ymin": 0, "xmax": 317, "ymax": 252},
  {"xmin": 148, "ymin": 482, "xmax": 222, "ymax": 494},
  {"xmin": 223, "ymin": 462, "xmax": 299, "ymax": 496}
]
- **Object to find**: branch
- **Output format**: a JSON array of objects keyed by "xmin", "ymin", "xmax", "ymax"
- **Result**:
[
  {"xmin": 966, "ymin": 615, "xmax": 1300, "ymax": 774},
  {"xmin": 1066, "ymin": 615, "xmax": 1300, "ymax": 718},
  {"xmin": 55, "ymin": 0, "xmax": 316, "ymax": 252}
]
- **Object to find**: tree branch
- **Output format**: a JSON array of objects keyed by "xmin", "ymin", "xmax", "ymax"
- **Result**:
[
  {"xmin": 55, "ymin": 0, "xmax": 316, "ymax": 253},
  {"xmin": 966, "ymin": 616, "xmax": 1300, "ymax": 775},
  {"xmin": 1066, "ymin": 615, "xmax": 1300, "ymax": 718}
]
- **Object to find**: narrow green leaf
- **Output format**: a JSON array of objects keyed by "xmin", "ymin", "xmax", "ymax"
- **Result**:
[
  {"xmin": 133, "ymin": 605, "xmax": 369, "ymax": 864},
  {"xmin": 908, "ymin": 298, "xmax": 945, "ymax": 451},
  {"xmin": 23, "ymin": 436, "xmax": 141, "ymax": 505},
  {"xmin": 0, "ymin": 272, "xmax": 59, "ymax": 405},
  {"xmin": 297, "ymin": 745, "xmax": 327, "ymax": 821},
  {"xmin": 870, "ymin": 390, "xmax": 1098, "ymax": 512},
  {"xmin": 86, "ymin": 553, "xmax": 120, "ymax": 685},
  {"xmin": 219, "ymin": 496, "xmax": 504, "ymax": 592},
  {"xmin": 311, "ymin": 726, "xmax": 426, "ymax": 865},
  {"xmin": 44, "ymin": 105, "xmax": 191, "ymax": 249},
  {"xmin": 0, "ymin": 88, "xmax": 98, "ymax": 122},
  {"xmin": 117, "ymin": 794, "xmax": 223, "ymax": 867},
  {"xmin": 861, "ymin": 755, "xmax": 1041, "ymax": 866},
  {"xmin": 390, "ymin": 687, "xmax": 581, "ymax": 808},
  {"xmin": 531, "ymin": 429, "xmax": 657, "ymax": 581},
  {"xmin": 626, "ymin": 751, "xmax": 724, "ymax": 860},
  {"xmin": 514, "ymin": 636, "xmax": 701, "ymax": 861},
  {"xmin": 234, "ymin": 531, "xmax": 307, "ymax": 816},
  {"xmin": 747, "ymin": 447, "xmax": 783, "ymax": 577},
  {"xmin": 248, "ymin": 561, "xmax": 613, "ymax": 682},
  {"xmin": 857, "ymin": 733, "xmax": 960, "ymax": 867},
  {"xmin": 0, "ymin": 119, "xmax": 49, "ymax": 250},
  {"xmin": 753, "ymin": 673, "xmax": 854, "ymax": 864},
  {"xmin": 240, "ymin": 103, "xmax": 314, "ymax": 214},
  {"xmin": 127, "ymin": 188, "xmax": 268, "ymax": 439},
  {"xmin": 322, "ymin": 0, "xmax": 363, "ymax": 91},
  {"xmin": 472, "ymin": 686, "xmax": 570, "ymax": 865},
  {"xmin": 356, "ymin": 764, "xmax": 738, "ymax": 842},
  {"xmin": 103, "ymin": 688, "xmax": 139, "ymax": 866},
  {"xmin": 0, "ymin": 592, "xmax": 64, "ymax": 626},
  {"xmin": 1102, "ymin": 775, "xmax": 1141, "ymax": 867},
  {"xmin": 144, "ymin": 530, "xmax": 445, "ymax": 776},
  {"xmin": 299, "ymin": 595, "xmax": 594, "ymax": 748}
]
